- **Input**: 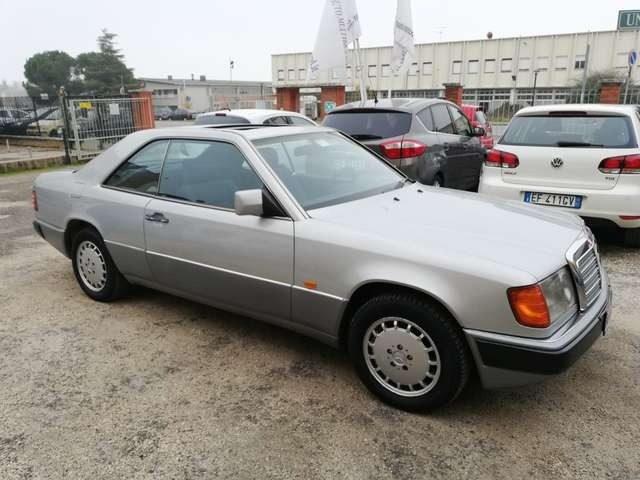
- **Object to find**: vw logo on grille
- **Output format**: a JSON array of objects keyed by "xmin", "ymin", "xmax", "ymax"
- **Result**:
[{"xmin": 551, "ymin": 157, "xmax": 564, "ymax": 168}]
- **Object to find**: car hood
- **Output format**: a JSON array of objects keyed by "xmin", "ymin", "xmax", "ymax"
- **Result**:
[{"xmin": 309, "ymin": 184, "xmax": 585, "ymax": 281}]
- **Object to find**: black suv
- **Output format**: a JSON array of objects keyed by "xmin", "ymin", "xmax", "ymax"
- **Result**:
[{"xmin": 323, "ymin": 98, "xmax": 486, "ymax": 190}]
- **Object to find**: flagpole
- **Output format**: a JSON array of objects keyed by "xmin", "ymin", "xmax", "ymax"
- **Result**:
[{"xmin": 354, "ymin": 39, "xmax": 368, "ymax": 105}]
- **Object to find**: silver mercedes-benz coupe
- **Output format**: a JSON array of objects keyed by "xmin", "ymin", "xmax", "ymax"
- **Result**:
[{"xmin": 32, "ymin": 125, "xmax": 612, "ymax": 411}]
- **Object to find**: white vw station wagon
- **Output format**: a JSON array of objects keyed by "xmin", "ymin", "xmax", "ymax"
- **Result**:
[{"xmin": 480, "ymin": 105, "xmax": 640, "ymax": 247}]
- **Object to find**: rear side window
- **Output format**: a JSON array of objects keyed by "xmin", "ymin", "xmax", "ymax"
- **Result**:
[
  {"xmin": 324, "ymin": 111, "xmax": 412, "ymax": 139},
  {"xmin": 264, "ymin": 116, "xmax": 289, "ymax": 125},
  {"xmin": 501, "ymin": 115, "xmax": 637, "ymax": 148},
  {"xmin": 289, "ymin": 116, "xmax": 315, "ymax": 126},
  {"xmin": 431, "ymin": 104, "xmax": 455, "ymax": 134},
  {"xmin": 194, "ymin": 115, "xmax": 250, "ymax": 125},
  {"xmin": 417, "ymin": 108, "xmax": 434, "ymax": 131},
  {"xmin": 105, "ymin": 140, "xmax": 168, "ymax": 193}
]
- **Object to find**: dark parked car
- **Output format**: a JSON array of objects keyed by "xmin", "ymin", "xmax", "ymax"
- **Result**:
[
  {"xmin": 323, "ymin": 98, "xmax": 486, "ymax": 190},
  {"xmin": 168, "ymin": 108, "xmax": 192, "ymax": 121}
]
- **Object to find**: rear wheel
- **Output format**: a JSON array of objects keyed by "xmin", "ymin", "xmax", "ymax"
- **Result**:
[
  {"xmin": 623, "ymin": 228, "xmax": 640, "ymax": 248},
  {"xmin": 71, "ymin": 228, "xmax": 130, "ymax": 301},
  {"xmin": 348, "ymin": 293, "xmax": 471, "ymax": 411}
]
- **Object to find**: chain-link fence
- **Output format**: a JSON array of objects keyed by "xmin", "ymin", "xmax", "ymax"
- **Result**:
[{"xmin": 0, "ymin": 95, "xmax": 61, "ymax": 136}]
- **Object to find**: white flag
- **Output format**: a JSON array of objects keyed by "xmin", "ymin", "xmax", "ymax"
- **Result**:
[
  {"xmin": 390, "ymin": 0, "xmax": 416, "ymax": 75},
  {"xmin": 343, "ymin": 0, "xmax": 362, "ymax": 45},
  {"xmin": 309, "ymin": 0, "xmax": 350, "ymax": 76}
]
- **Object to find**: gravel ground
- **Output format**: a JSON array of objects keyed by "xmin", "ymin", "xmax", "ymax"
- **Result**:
[{"xmin": 1, "ymin": 169, "xmax": 639, "ymax": 479}]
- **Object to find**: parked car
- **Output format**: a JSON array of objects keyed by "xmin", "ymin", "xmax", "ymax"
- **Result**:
[
  {"xmin": 323, "ymin": 99, "xmax": 485, "ymax": 190},
  {"xmin": 194, "ymin": 109, "xmax": 316, "ymax": 126},
  {"xmin": 33, "ymin": 125, "xmax": 611, "ymax": 411},
  {"xmin": 0, "ymin": 107, "xmax": 31, "ymax": 126},
  {"xmin": 154, "ymin": 106, "xmax": 173, "ymax": 121},
  {"xmin": 167, "ymin": 108, "xmax": 193, "ymax": 121},
  {"xmin": 26, "ymin": 108, "xmax": 63, "ymax": 137},
  {"xmin": 479, "ymin": 104, "xmax": 640, "ymax": 247},
  {"xmin": 461, "ymin": 104, "xmax": 494, "ymax": 149}
]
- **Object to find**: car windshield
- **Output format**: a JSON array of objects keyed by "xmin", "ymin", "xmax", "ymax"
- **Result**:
[
  {"xmin": 253, "ymin": 131, "xmax": 405, "ymax": 210},
  {"xmin": 501, "ymin": 114, "xmax": 636, "ymax": 148},
  {"xmin": 323, "ymin": 110, "xmax": 412, "ymax": 139},
  {"xmin": 195, "ymin": 115, "xmax": 250, "ymax": 125}
]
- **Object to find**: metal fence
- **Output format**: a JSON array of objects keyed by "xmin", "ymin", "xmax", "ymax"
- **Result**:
[
  {"xmin": 0, "ymin": 95, "xmax": 60, "ymax": 136},
  {"xmin": 67, "ymin": 96, "xmax": 154, "ymax": 158}
]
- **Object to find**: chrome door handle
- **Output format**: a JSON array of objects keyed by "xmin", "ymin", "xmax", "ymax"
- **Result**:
[{"xmin": 145, "ymin": 212, "xmax": 169, "ymax": 224}]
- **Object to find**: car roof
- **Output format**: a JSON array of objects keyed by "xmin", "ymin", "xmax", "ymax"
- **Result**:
[
  {"xmin": 330, "ymin": 97, "xmax": 452, "ymax": 114},
  {"xmin": 196, "ymin": 108, "xmax": 307, "ymax": 122},
  {"xmin": 516, "ymin": 104, "xmax": 639, "ymax": 116}
]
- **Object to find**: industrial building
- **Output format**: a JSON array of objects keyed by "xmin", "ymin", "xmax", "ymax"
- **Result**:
[{"xmin": 272, "ymin": 28, "xmax": 640, "ymax": 114}]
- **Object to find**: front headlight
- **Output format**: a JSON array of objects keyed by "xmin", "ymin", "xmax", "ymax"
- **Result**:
[
  {"xmin": 540, "ymin": 267, "xmax": 578, "ymax": 324},
  {"xmin": 508, "ymin": 267, "xmax": 578, "ymax": 329}
]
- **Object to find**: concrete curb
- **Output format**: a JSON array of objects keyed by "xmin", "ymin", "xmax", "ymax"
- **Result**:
[{"xmin": 0, "ymin": 154, "xmax": 88, "ymax": 174}]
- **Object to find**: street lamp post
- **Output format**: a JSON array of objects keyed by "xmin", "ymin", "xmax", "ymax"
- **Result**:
[{"xmin": 532, "ymin": 69, "xmax": 542, "ymax": 106}]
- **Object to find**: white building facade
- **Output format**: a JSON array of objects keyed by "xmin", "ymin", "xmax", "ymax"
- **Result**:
[{"xmin": 272, "ymin": 29, "xmax": 640, "ymax": 105}]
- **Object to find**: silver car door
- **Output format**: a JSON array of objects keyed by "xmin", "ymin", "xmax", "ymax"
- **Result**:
[
  {"xmin": 98, "ymin": 139, "xmax": 169, "ymax": 281},
  {"xmin": 143, "ymin": 139, "xmax": 294, "ymax": 321}
]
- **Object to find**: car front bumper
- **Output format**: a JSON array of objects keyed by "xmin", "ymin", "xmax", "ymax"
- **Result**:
[{"xmin": 464, "ymin": 282, "xmax": 612, "ymax": 389}]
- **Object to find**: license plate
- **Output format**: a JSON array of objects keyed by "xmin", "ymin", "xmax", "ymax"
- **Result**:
[{"xmin": 523, "ymin": 192, "xmax": 582, "ymax": 209}]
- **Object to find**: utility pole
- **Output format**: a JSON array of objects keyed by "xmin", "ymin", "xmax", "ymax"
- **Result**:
[
  {"xmin": 230, "ymin": 59, "xmax": 234, "ymax": 83},
  {"xmin": 624, "ymin": 50, "xmax": 637, "ymax": 104},
  {"xmin": 580, "ymin": 43, "xmax": 591, "ymax": 103},
  {"xmin": 532, "ymin": 69, "xmax": 542, "ymax": 106}
]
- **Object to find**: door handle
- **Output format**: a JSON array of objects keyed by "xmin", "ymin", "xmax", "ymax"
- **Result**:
[{"xmin": 145, "ymin": 212, "xmax": 169, "ymax": 224}]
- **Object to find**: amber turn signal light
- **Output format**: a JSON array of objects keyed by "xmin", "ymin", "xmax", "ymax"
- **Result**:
[{"xmin": 507, "ymin": 284, "xmax": 550, "ymax": 328}]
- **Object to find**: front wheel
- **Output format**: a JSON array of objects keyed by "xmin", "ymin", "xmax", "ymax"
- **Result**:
[
  {"xmin": 348, "ymin": 293, "xmax": 471, "ymax": 411},
  {"xmin": 71, "ymin": 228, "xmax": 130, "ymax": 301}
]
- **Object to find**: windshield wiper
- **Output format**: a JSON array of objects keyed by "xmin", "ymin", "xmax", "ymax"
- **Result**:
[
  {"xmin": 349, "ymin": 133, "xmax": 383, "ymax": 140},
  {"xmin": 556, "ymin": 141, "xmax": 604, "ymax": 147}
]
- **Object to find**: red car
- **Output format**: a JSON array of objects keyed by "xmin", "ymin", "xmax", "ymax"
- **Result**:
[{"xmin": 461, "ymin": 104, "xmax": 494, "ymax": 149}]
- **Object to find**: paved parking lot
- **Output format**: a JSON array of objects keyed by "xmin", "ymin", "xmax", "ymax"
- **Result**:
[{"xmin": 1, "ymin": 168, "xmax": 639, "ymax": 479}]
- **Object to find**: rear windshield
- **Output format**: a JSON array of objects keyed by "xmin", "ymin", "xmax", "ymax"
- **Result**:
[
  {"xmin": 324, "ymin": 111, "xmax": 412, "ymax": 140},
  {"xmin": 501, "ymin": 115, "xmax": 636, "ymax": 148},
  {"xmin": 195, "ymin": 115, "xmax": 250, "ymax": 125}
]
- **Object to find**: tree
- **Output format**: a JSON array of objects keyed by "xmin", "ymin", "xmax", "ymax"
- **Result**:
[
  {"xmin": 23, "ymin": 50, "xmax": 76, "ymax": 97},
  {"xmin": 75, "ymin": 29, "xmax": 135, "ymax": 94},
  {"xmin": 570, "ymin": 69, "xmax": 627, "ymax": 91}
]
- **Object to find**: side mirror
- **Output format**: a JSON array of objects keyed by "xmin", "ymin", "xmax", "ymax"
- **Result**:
[
  {"xmin": 234, "ymin": 189, "xmax": 263, "ymax": 216},
  {"xmin": 473, "ymin": 126, "xmax": 486, "ymax": 137}
]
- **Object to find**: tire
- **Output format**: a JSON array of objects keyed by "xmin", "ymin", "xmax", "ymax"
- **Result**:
[
  {"xmin": 348, "ymin": 293, "xmax": 471, "ymax": 412},
  {"xmin": 71, "ymin": 227, "xmax": 130, "ymax": 302},
  {"xmin": 623, "ymin": 228, "xmax": 640, "ymax": 248},
  {"xmin": 432, "ymin": 174, "xmax": 444, "ymax": 188}
]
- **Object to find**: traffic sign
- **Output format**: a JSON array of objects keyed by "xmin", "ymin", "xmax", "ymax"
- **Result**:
[{"xmin": 629, "ymin": 50, "xmax": 638, "ymax": 66}]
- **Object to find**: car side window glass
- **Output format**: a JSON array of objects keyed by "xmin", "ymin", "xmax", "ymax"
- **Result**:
[
  {"xmin": 431, "ymin": 104, "xmax": 455, "ymax": 134},
  {"xmin": 448, "ymin": 106, "xmax": 472, "ymax": 136},
  {"xmin": 158, "ymin": 140, "xmax": 262, "ymax": 209},
  {"xmin": 289, "ymin": 116, "xmax": 314, "ymax": 126},
  {"xmin": 417, "ymin": 108, "xmax": 435, "ymax": 131},
  {"xmin": 105, "ymin": 140, "xmax": 168, "ymax": 193},
  {"xmin": 264, "ymin": 116, "xmax": 289, "ymax": 125}
]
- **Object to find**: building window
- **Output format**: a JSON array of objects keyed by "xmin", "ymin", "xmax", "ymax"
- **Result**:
[
  {"xmin": 554, "ymin": 56, "xmax": 568, "ymax": 70},
  {"xmin": 277, "ymin": 69, "xmax": 285, "ymax": 81},
  {"xmin": 422, "ymin": 62, "xmax": 433, "ymax": 75},
  {"xmin": 368, "ymin": 65, "xmax": 377, "ymax": 77},
  {"xmin": 574, "ymin": 54, "xmax": 586, "ymax": 70},
  {"xmin": 616, "ymin": 52, "xmax": 628, "ymax": 69},
  {"xmin": 332, "ymin": 69, "xmax": 341, "ymax": 79},
  {"xmin": 299, "ymin": 68, "xmax": 306, "ymax": 80},
  {"xmin": 484, "ymin": 59, "xmax": 496, "ymax": 73},
  {"xmin": 501, "ymin": 58, "xmax": 513, "ymax": 72},
  {"xmin": 468, "ymin": 60, "xmax": 479, "ymax": 74},
  {"xmin": 288, "ymin": 69, "xmax": 296, "ymax": 81},
  {"xmin": 409, "ymin": 62, "xmax": 418, "ymax": 76},
  {"xmin": 451, "ymin": 61, "xmax": 462, "ymax": 74},
  {"xmin": 536, "ymin": 56, "xmax": 550, "ymax": 71},
  {"xmin": 381, "ymin": 64, "xmax": 391, "ymax": 77},
  {"xmin": 346, "ymin": 66, "xmax": 352, "ymax": 78},
  {"xmin": 518, "ymin": 57, "xmax": 530, "ymax": 71}
]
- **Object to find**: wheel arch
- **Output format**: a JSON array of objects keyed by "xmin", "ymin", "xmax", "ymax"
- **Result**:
[
  {"xmin": 337, "ymin": 281, "xmax": 462, "ymax": 350},
  {"xmin": 64, "ymin": 218, "xmax": 102, "ymax": 257}
]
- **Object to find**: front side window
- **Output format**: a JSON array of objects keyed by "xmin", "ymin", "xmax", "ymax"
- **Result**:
[
  {"xmin": 431, "ymin": 104, "xmax": 455, "ymax": 134},
  {"xmin": 253, "ymin": 132, "xmax": 404, "ymax": 210},
  {"xmin": 501, "ymin": 115, "xmax": 636, "ymax": 148},
  {"xmin": 158, "ymin": 140, "xmax": 262, "ymax": 209},
  {"xmin": 448, "ymin": 106, "xmax": 472, "ymax": 137},
  {"xmin": 105, "ymin": 140, "xmax": 168, "ymax": 193}
]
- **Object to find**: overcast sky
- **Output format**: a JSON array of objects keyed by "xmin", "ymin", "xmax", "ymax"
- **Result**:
[{"xmin": 2, "ymin": 0, "xmax": 639, "ymax": 83}]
